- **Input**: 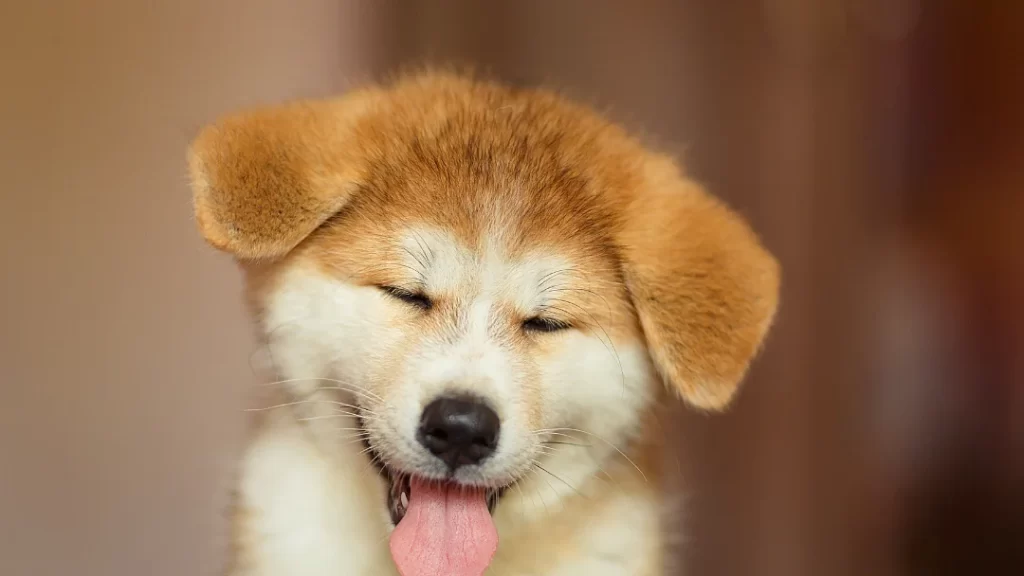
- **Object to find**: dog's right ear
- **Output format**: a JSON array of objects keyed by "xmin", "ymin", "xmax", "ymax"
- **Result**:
[{"xmin": 187, "ymin": 91, "xmax": 378, "ymax": 260}]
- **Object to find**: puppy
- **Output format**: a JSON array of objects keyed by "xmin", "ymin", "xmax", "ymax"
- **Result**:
[{"xmin": 188, "ymin": 71, "xmax": 779, "ymax": 576}]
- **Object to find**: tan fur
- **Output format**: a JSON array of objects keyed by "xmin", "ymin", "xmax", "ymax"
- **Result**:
[{"xmin": 189, "ymin": 70, "xmax": 779, "ymax": 574}]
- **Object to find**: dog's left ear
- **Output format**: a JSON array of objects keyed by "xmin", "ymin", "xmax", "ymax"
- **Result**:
[{"xmin": 618, "ymin": 157, "xmax": 780, "ymax": 411}]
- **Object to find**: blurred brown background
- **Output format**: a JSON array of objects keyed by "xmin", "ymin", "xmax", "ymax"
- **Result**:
[{"xmin": 1, "ymin": 1, "xmax": 1021, "ymax": 575}]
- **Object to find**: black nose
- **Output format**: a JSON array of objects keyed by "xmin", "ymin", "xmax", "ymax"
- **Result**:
[{"xmin": 417, "ymin": 396, "xmax": 500, "ymax": 470}]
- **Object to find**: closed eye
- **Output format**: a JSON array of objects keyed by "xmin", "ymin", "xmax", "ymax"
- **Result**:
[
  {"xmin": 522, "ymin": 316, "xmax": 572, "ymax": 333},
  {"xmin": 379, "ymin": 286, "xmax": 432, "ymax": 310}
]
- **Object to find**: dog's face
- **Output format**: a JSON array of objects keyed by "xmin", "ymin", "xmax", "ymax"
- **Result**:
[
  {"xmin": 187, "ymin": 73, "xmax": 779, "ymax": 566},
  {"xmin": 253, "ymin": 185, "xmax": 654, "ymax": 516}
]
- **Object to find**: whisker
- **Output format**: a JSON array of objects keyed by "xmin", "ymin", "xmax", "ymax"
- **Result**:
[
  {"xmin": 246, "ymin": 399, "xmax": 380, "ymax": 421},
  {"xmin": 545, "ymin": 297, "xmax": 625, "ymax": 391},
  {"xmin": 352, "ymin": 262, "xmax": 426, "ymax": 285},
  {"xmin": 401, "ymin": 245, "xmax": 429, "ymax": 274},
  {"xmin": 524, "ymin": 468, "xmax": 552, "ymax": 517},
  {"xmin": 542, "ymin": 287, "xmax": 614, "ymax": 317},
  {"xmin": 535, "ymin": 463, "xmax": 588, "ymax": 500},
  {"xmin": 298, "ymin": 413, "xmax": 376, "ymax": 423},
  {"xmin": 532, "ymin": 430, "xmax": 576, "ymax": 438},
  {"xmin": 256, "ymin": 377, "xmax": 383, "ymax": 402},
  {"xmin": 288, "ymin": 398, "xmax": 372, "ymax": 413},
  {"xmin": 536, "ymin": 267, "xmax": 577, "ymax": 289},
  {"xmin": 536, "ymin": 266, "xmax": 620, "ymax": 292},
  {"xmin": 530, "ymin": 464, "xmax": 560, "ymax": 505},
  {"xmin": 535, "ymin": 440, "xmax": 617, "ymax": 492},
  {"xmin": 306, "ymin": 385, "xmax": 384, "ymax": 404},
  {"xmin": 410, "ymin": 232, "xmax": 435, "ymax": 273},
  {"xmin": 298, "ymin": 411, "xmax": 374, "ymax": 421},
  {"xmin": 533, "ymin": 427, "xmax": 647, "ymax": 482},
  {"xmin": 335, "ymin": 432, "xmax": 372, "ymax": 440},
  {"xmin": 542, "ymin": 440, "xmax": 592, "ymax": 447},
  {"xmin": 510, "ymin": 478, "xmax": 530, "ymax": 525}
]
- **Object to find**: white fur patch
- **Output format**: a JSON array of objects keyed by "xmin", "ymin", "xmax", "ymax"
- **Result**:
[{"xmin": 235, "ymin": 414, "xmax": 396, "ymax": 575}]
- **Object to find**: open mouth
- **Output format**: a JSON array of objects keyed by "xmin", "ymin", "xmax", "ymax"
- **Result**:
[
  {"xmin": 385, "ymin": 471, "xmax": 504, "ymax": 525},
  {"xmin": 362, "ymin": 437, "xmax": 506, "ymax": 525},
  {"xmin": 362, "ymin": 439, "xmax": 507, "ymax": 575}
]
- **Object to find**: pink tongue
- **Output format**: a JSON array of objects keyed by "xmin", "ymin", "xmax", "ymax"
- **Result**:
[{"xmin": 389, "ymin": 477, "xmax": 498, "ymax": 576}]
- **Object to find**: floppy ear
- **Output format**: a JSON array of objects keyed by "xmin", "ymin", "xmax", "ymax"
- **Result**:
[
  {"xmin": 618, "ymin": 157, "xmax": 780, "ymax": 411},
  {"xmin": 186, "ymin": 91, "xmax": 377, "ymax": 260}
]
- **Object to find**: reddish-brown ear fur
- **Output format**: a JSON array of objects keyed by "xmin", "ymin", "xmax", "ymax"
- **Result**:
[
  {"xmin": 187, "ymin": 91, "xmax": 378, "ymax": 259},
  {"xmin": 620, "ymin": 156, "xmax": 780, "ymax": 411}
]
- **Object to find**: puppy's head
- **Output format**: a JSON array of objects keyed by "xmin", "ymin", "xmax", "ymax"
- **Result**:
[{"xmin": 189, "ymin": 72, "xmax": 779, "ymax": 542}]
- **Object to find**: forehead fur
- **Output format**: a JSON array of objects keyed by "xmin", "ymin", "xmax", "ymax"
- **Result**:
[
  {"xmin": 338, "ymin": 74, "xmax": 635, "ymax": 251},
  {"xmin": 189, "ymin": 70, "xmax": 781, "ymax": 411}
]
